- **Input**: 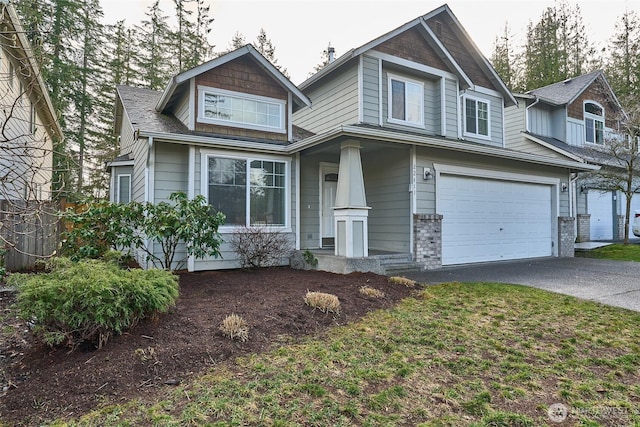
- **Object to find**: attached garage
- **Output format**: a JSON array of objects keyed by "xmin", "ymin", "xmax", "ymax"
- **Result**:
[
  {"xmin": 438, "ymin": 172, "xmax": 555, "ymax": 265},
  {"xmin": 587, "ymin": 190, "xmax": 614, "ymax": 240}
]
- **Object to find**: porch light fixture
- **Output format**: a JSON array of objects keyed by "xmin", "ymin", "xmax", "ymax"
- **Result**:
[
  {"xmin": 561, "ymin": 183, "xmax": 568, "ymax": 192},
  {"xmin": 423, "ymin": 167, "xmax": 433, "ymax": 180}
]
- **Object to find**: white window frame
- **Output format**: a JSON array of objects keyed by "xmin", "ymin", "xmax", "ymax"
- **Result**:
[
  {"xmin": 117, "ymin": 174, "xmax": 131, "ymax": 203},
  {"xmin": 387, "ymin": 73, "xmax": 424, "ymax": 128},
  {"xmin": 197, "ymin": 86, "xmax": 286, "ymax": 134},
  {"xmin": 463, "ymin": 95, "xmax": 491, "ymax": 140},
  {"xmin": 201, "ymin": 150, "xmax": 290, "ymax": 231},
  {"xmin": 584, "ymin": 101, "xmax": 605, "ymax": 145}
]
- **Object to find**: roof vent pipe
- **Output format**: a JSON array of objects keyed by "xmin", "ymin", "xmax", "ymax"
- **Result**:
[{"xmin": 328, "ymin": 45, "xmax": 335, "ymax": 63}]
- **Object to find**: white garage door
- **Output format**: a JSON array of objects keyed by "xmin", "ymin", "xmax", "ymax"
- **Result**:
[
  {"xmin": 588, "ymin": 191, "xmax": 613, "ymax": 240},
  {"xmin": 621, "ymin": 193, "xmax": 640, "ymax": 238},
  {"xmin": 440, "ymin": 175, "xmax": 553, "ymax": 265}
]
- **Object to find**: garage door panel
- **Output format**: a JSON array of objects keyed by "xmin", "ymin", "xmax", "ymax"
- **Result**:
[
  {"xmin": 588, "ymin": 191, "xmax": 613, "ymax": 240},
  {"xmin": 440, "ymin": 175, "xmax": 553, "ymax": 265}
]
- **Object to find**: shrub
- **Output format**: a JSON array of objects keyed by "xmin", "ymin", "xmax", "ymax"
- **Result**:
[
  {"xmin": 219, "ymin": 313, "xmax": 249, "ymax": 342},
  {"xmin": 359, "ymin": 285, "xmax": 385, "ymax": 298},
  {"xmin": 11, "ymin": 259, "xmax": 179, "ymax": 349},
  {"xmin": 389, "ymin": 276, "xmax": 416, "ymax": 288},
  {"xmin": 304, "ymin": 291, "xmax": 341, "ymax": 314},
  {"xmin": 229, "ymin": 226, "xmax": 293, "ymax": 269}
]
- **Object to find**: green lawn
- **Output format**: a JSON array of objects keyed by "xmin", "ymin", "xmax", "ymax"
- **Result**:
[
  {"xmin": 42, "ymin": 283, "xmax": 640, "ymax": 426},
  {"xmin": 579, "ymin": 243, "xmax": 640, "ymax": 262}
]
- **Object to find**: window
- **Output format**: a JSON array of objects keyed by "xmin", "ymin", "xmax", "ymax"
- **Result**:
[
  {"xmin": 388, "ymin": 74, "xmax": 424, "ymax": 127},
  {"xmin": 464, "ymin": 96, "xmax": 490, "ymax": 138},
  {"xmin": 8, "ymin": 62, "xmax": 14, "ymax": 88},
  {"xmin": 198, "ymin": 86, "xmax": 285, "ymax": 133},
  {"xmin": 117, "ymin": 174, "xmax": 131, "ymax": 203},
  {"xmin": 206, "ymin": 155, "xmax": 287, "ymax": 227},
  {"xmin": 584, "ymin": 101, "xmax": 604, "ymax": 145}
]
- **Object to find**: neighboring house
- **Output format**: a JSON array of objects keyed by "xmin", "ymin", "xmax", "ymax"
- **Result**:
[
  {"xmin": 109, "ymin": 4, "xmax": 595, "ymax": 273},
  {"xmin": 0, "ymin": 2, "xmax": 63, "ymax": 270},
  {"xmin": 505, "ymin": 70, "xmax": 636, "ymax": 241}
]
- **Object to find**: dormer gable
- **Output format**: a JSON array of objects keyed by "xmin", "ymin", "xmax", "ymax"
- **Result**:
[{"xmin": 156, "ymin": 45, "xmax": 310, "ymax": 143}]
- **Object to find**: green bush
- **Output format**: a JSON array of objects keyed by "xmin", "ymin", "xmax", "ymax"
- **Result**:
[{"xmin": 11, "ymin": 258, "xmax": 179, "ymax": 350}]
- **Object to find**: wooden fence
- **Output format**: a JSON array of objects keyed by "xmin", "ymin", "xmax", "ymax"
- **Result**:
[{"xmin": 0, "ymin": 199, "xmax": 61, "ymax": 271}]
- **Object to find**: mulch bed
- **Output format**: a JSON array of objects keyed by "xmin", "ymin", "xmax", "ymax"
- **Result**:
[{"xmin": 0, "ymin": 267, "xmax": 416, "ymax": 425}]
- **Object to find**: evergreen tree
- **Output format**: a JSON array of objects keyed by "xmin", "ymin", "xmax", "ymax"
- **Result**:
[
  {"xmin": 171, "ymin": 0, "xmax": 194, "ymax": 73},
  {"xmin": 253, "ymin": 28, "xmax": 289, "ymax": 78},
  {"xmin": 490, "ymin": 23, "xmax": 516, "ymax": 91},
  {"xmin": 605, "ymin": 9, "xmax": 640, "ymax": 106},
  {"xmin": 189, "ymin": 0, "xmax": 215, "ymax": 67},
  {"xmin": 135, "ymin": 0, "xmax": 172, "ymax": 90}
]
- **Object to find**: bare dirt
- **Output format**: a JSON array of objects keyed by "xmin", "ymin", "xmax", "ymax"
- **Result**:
[{"xmin": 0, "ymin": 267, "xmax": 415, "ymax": 425}]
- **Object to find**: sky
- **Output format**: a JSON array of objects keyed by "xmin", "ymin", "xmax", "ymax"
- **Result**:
[{"xmin": 101, "ymin": 0, "xmax": 640, "ymax": 85}]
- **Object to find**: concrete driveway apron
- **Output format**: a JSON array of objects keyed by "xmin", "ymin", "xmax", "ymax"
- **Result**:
[{"xmin": 402, "ymin": 257, "xmax": 640, "ymax": 313}]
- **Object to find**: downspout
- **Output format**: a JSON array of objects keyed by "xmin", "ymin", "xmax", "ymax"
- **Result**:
[
  {"xmin": 569, "ymin": 172, "xmax": 579, "ymax": 240},
  {"xmin": 525, "ymin": 96, "xmax": 540, "ymax": 133}
]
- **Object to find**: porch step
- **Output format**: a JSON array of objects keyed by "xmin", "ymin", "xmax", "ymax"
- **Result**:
[{"xmin": 383, "ymin": 262, "xmax": 422, "ymax": 275}]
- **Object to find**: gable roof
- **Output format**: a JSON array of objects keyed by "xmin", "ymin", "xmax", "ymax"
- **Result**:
[
  {"xmin": 156, "ymin": 44, "xmax": 311, "ymax": 112},
  {"xmin": 2, "ymin": 3, "xmax": 62, "ymax": 140},
  {"xmin": 300, "ymin": 4, "xmax": 516, "ymax": 106},
  {"xmin": 527, "ymin": 70, "xmax": 621, "ymax": 108}
]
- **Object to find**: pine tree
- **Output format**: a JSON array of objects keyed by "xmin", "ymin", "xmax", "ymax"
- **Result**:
[
  {"xmin": 135, "ymin": 0, "xmax": 172, "ymax": 90},
  {"xmin": 490, "ymin": 23, "xmax": 516, "ymax": 91},
  {"xmin": 253, "ymin": 28, "xmax": 289, "ymax": 78},
  {"xmin": 189, "ymin": 0, "xmax": 215, "ymax": 67},
  {"xmin": 605, "ymin": 9, "xmax": 640, "ymax": 106}
]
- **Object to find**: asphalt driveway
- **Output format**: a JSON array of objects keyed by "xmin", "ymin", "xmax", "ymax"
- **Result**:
[{"xmin": 403, "ymin": 257, "xmax": 640, "ymax": 313}]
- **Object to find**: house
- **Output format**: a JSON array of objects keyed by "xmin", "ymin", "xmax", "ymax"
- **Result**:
[
  {"xmin": 0, "ymin": 2, "xmax": 63, "ymax": 270},
  {"xmin": 109, "ymin": 4, "xmax": 596, "ymax": 273},
  {"xmin": 504, "ymin": 70, "xmax": 636, "ymax": 242}
]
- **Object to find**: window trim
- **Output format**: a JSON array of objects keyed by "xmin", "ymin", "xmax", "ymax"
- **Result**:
[
  {"xmin": 201, "ymin": 150, "xmax": 291, "ymax": 231},
  {"xmin": 386, "ymin": 73, "xmax": 425, "ymax": 128},
  {"xmin": 462, "ymin": 95, "xmax": 491, "ymax": 140},
  {"xmin": 584, "ymin": 100, "xmax": 605, "ymax": 145},
  {"xmin": 117, "ymin": 174, "xmax": 132, "ymax": 204},
  {"xmin": 197, "ymin": 86, "xmax": 286, "ymax": 134}
]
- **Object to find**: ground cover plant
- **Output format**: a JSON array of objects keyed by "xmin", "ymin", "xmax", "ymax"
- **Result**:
[
  {"xmin": 0, "ymin": 272, "xmax": 638, "ymax": 426},
  {"xmin": 578, "ymin": 243, "xmax": 640, "ymax": 262}
]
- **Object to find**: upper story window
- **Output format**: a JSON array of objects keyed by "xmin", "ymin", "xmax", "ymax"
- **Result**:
[
  {"xmin": 198, "ymin": 86, "xmax": 285, "ymax": 134},
  {"xmin": 464, "ymin": 96, "xmax": 490, "ymax": 139},
  {"xmin": 584, "ymin": 101, "xmax": 604, "ymax": 145},
  {"xmin": 117, "ymin": 174, "xmax": 131, "ymax": 203},
  {"xmin": 387, "ymin": 74, "xmax": 424, "ymax": 127}
]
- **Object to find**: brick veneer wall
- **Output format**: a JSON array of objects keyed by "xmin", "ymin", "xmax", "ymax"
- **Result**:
[
  {"xmin": 413, "ymin": 214, "xmax": 443, "ymax": 270},
  {"xmin": 576, "ymin": 214, "xmax": 590, "ymax": 242},
  {"xmin": 558, "ymin": 217, "xmax": 575, "ymax": 257}
]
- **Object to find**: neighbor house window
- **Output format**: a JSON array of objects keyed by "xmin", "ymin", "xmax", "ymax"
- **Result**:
[
  {"xmin": 198, "ymin": 86, "xmax": 285, "ymax": 133},
  {"xmin": 29, "ymin": 102, "xmax": 36, "ymax": 134},
  {"xmin": 464, "ymin": 96, "xmax": 490, "ymax": 138},
  {"xmin": 117, "ymin": 174, "xmax": 131, "ymax": 203},
  {"xmin": 206, "ymin": 155, "xmax": 287, "ymax": 227},
  {"xmin": 388, "ymin": 74, "xmax": 424, "ymax": 127},
  {"xmin": 584, "ymin": 101, "xmax": 604, "ymax": 145}
]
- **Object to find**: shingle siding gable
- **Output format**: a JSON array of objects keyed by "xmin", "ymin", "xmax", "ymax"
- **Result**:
[
  {"xmin": 567, "ymin": 79, "xmax": 621, "ymax": 129},
  {"xmin": 194, "ymin": 56, "xmax": 289, "ymax": 142},
  {"xmin": 373, "ymin": 27, "xmax": 449, "ymax": 72}
]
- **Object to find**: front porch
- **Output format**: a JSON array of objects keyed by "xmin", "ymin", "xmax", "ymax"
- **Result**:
[{"xmin": 290, "ymin": 249, "xmax": 421, "ymax": 275}]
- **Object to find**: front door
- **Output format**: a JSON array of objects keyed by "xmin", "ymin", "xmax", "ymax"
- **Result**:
[{"xmin": 320, "ymin": 165, "xmax": 339, "ymax": 247}]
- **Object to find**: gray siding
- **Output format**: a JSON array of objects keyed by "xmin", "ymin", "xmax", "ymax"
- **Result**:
[
  {"xmin": 529, "ymin": 105, "xmax": 552, "ymax": 137},
  {"xmin": 444, "ymin": 79, "xmax": 458, "ymax": 138},
  {"xmin": 173, "ymin": 91, "xmax": 190, "ymax": 128},
  {"xmin": 361, "ymin": 55, "xmax": 380, "ymax": 125},
  {"xmin": 153, "ymin": 142, "xmax": 188, "ymax": 203},
  {"xmin": 363, "ymin": 147, "xmax": 411, "ymax": 252},
  {"xmin": 504, "ymin": 99, "xmax": 526, "ymax": 147},
  {"xmin": 131, "ymin": 137, "xmax": 147, "ymax": 203},
  {"xmin": 551, "ymin": 109, "xmax": 566, "ymax": 142},
  {"xmin": 294, "ymin": 63, "xmax": 360, "ymax": 133}
]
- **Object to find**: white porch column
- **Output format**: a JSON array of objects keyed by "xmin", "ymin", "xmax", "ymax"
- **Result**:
[{"xmin": 334, "ymin": 140, "xmax": 370, "ymax": 258}]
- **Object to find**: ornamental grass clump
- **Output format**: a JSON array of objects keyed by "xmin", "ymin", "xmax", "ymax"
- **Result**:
[
  {"xmin": 219, "ymin": 313, "xmax": 249, "ymax": 342},
  {"xmin": 304, "ymin": 291, "xmax": 341, "ymax": 314},
  {"xmin": 359, "ymin": 285, "xmax": 385, "ymax": 298},
  {"xmin": 389, "ymin": 276, "xmax": 416, "ymax": 288},
  {"xmin": 11, "ymin": 258, "xmax": 179, "ymax": 350}
]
